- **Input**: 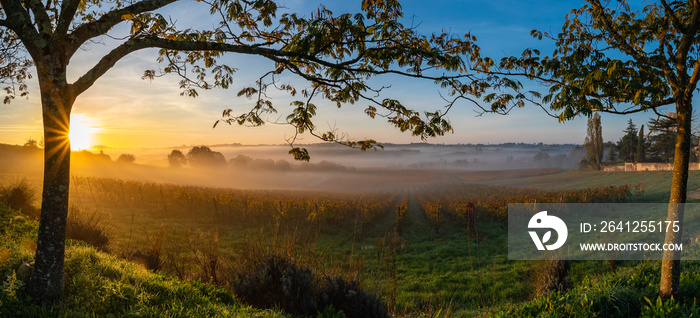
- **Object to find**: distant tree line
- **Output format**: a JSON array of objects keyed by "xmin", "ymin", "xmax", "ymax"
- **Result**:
[
  {"xmin": 583, "ymin": 113, "xmax": 698, "ymax": 169},
  {"xmin": 167, "ymin": 146, "xmax": 227, "ymax": 169},
  {"xmin": 167, "ymin": 146, "xmax": 354, "ymax": 172},
  {"xmin": 0, "ymin": 141, "xmax": 135, "ymax": 165},
  {"xmin": 610, "ymin": 115, "xmax": 698, "ymax": 164},
  {"xmin": 5, "ymin": 141, "xmax": 352, "ymax": 172},
  {"xmin": 72, "ymin": 150, "xmax": 137, "ymax": 165}
]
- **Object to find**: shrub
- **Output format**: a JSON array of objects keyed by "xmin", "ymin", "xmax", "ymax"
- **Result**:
[
  {"xmin": 66, "ymin": 206, "xmax": 110, "ymax": 252},
  {"xmin": 231, "ymin": 255, "xmax": 317, "ymax": 316},
  {"xmin": 117, "ymin": 153, "xmax": 136, "ymax": 164},
  {"xmin": 0, "ymin": 178, "xmax": 38, "ymax": 219},
  {"xmin": 231, "ymin": 254, "xmax": 388, "ymax": 318},
  {"xmin": 532, "ymin": 260, "xmax": 572, "ymax": 297},
  {"xmin": 186, "ymin": 228, "xmax": 220, "ymax": 284},
  {"xmin": 316, "ymin": 276, "xmax": 387, "ymax": 318},
  {"xmin": 125, "ymin": 249, "xmax": 161, "ymax": 271}
]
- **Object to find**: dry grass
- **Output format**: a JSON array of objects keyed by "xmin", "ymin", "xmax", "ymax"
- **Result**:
[
  {"xmin": 66, "ymin": 206, "xmax": 111, "ymax": 252},
  {"xmin": 0, "ymin": 177, "xmax": 39, "ymax": 219}
]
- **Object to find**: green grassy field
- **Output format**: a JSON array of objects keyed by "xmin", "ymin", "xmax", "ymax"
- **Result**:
[
  {"xmin": 2, "ymin": 167, "xmax": 700, "ymax": 317},
  {"xmin": 477, "ymin": 169, "xmax": 700, "ymax": 202}
]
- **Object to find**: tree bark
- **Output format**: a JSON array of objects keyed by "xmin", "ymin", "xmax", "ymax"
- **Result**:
[
  {"xmin": 659, "ymin": 95, "xmax": 692, "ymax": 298},
  {"xmin": 28, "ymin": 61, "xmax": 74, "ymax": 303}
]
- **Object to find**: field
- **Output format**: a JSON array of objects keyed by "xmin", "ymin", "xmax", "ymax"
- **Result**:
[
  {"xmin": 2, "ymin": 152, "xmax": 700, "ymax": 317},
  {"xmin": 478, "ymin": 169, "xmax": 700, "ymax": 202}
]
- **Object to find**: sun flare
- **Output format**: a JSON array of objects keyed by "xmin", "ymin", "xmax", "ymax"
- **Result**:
[{"xmin": 69, "ymin": 114, "xmax": 97, "ymax": 151}]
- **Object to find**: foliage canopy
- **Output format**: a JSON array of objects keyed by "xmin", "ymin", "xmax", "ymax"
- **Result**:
[{"xmin": 0, "ymin": 0, "xmax": 522, "ymax": 159}]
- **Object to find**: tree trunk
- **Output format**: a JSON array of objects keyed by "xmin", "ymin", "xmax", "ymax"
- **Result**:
[
  {"xmin": 659, "ymin": 96, "xmax": 692, "ymax": 298},
  {"xmin": 28, "ymin": 62, "xmax": 74, "ymax": 303}
]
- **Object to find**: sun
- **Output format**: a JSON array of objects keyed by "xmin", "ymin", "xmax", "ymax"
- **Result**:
[{"xmin": 69, "ymin": 114, "xmax": 97, "ymax": 151}]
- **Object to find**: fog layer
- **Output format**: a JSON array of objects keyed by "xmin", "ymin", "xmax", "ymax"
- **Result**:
[{"xmin": 0, "ymin": 143, "xmax": 581, "ymax": 192}]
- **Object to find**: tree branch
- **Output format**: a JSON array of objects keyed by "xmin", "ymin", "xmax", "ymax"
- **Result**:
[
  {"xmin": 71, "ymin": 36, "xmax": 384, "ymax": 99},
  {"xmin": 689, "ymin": 56, "xmax": 700, "ymax": 88},
  {"xmin": 72, "ymin": 36, "xmax": 351, "ymax": 95},
  {"xmin": 146, "ymin": 37, "xmax": 471, "ymax": 82},
  {"xmin": 68, "ymin": 0, "xmax": 178, "ymax": 55},
  {"xmin": 0, "ymin": 0, "xmax": 42, "ymax": 56},
  {"xmin": 653, "ymin": 106, "xmax": 674, "ymax": 121},
  {"xmin": 601, "ymin": 97, "xmax": 676, "ymax": 115},
  {"xmin": 674, "ymin": 0, "xmax": 700, "ymax": 69},
  {"xmin": 54, "ymin": 0, "xmax": 81, "ymax": 40},
  {"xmin": 71, "ymin": 38, "xmax": 155, "ymax": 95},
  {"xmin": 588, "ymin": 0, "xmax": 671, "ymax": 72},
  {"xmin": 27, "ymin": 0, "xmax": 52, "ymax": 37},
  {"xmin": 660, "ymin": 0, "xmax": 687, "ymax": 34},
  {"xmin": 488, "ymin": 67, "xmax": 675, "ymax": 115}
]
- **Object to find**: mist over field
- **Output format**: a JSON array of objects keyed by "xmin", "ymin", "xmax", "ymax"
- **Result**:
[
  {"xmin": 0, "ymin": 142, "xmax": 586, "ymax": 193},
  {"xmin": 107, "ymin": 143, "xmax": 580, "ymax": 169},
  {"xmin": 63, "ymin": 142, "xmax": 583, "ymax": 192}
]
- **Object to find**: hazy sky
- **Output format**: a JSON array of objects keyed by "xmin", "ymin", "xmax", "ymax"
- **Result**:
[{"xmin": 0, "ymin": 0, "xmax": 680, "ymax": 149}]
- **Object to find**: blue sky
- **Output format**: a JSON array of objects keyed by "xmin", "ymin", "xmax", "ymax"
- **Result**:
[{"xmin": 0, "ymin": 0, "xmax": 677, "ymax": 148}]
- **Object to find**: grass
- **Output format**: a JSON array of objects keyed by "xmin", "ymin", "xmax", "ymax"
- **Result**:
[
  {"xmin": 0, "ymin": 204, "xmax": 288, "ymax": 318},
  {"xmin": 56, "ymin": 171, "xmax": 679, "ymax": 315},
  {"xmin": 56, "ymin": 245, "xmax": 287, "ymax": 317},
  {"xmin": 388, "ymin": 194, "xmax": 529, "ymax": 315},
  {"xmin": 4, "ymin": 199, "xmax": 699, "ymax": 317},
  {"xmin": 479, "ymin": 169, "xmax": 700, "ymax": 202},
  {"xmin": 4, "ymin": 167, "xmax": 700, "ymax": 317},
  {"xmin": 492, "ymin": 258, "xmax": 700, "ymax": 317}
]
